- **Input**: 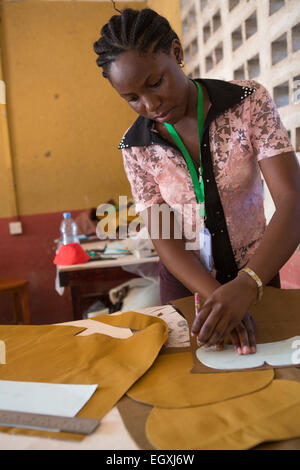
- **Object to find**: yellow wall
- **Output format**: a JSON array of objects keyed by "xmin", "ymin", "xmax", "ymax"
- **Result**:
[
  {"xmin": 0, "ymin": 1, "xmax": 146, "ymax": 217},
  {"xmin": 0, "ymin": 0, "xmax": 183, "ymax": 218},
  {"xmin": 0, "ymin": 47, "xmax": 18, "ymax": 218}
]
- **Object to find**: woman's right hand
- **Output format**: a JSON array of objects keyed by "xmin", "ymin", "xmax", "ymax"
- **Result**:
[{"xmin": 230, "ymin": 311, "xmax": 256, "ymax": 355}]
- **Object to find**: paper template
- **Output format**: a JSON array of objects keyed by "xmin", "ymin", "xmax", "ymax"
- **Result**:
[
  {"xmin": 0, "ymin": 381, "xmax": 98, "ymax": 417},
  {"xmin": 130, "ymin": 305, "xmax": 190, "ymax": 348},
  {"xmin": 196, "ymin": 336, "xmax": 300, "ymax": 370}
]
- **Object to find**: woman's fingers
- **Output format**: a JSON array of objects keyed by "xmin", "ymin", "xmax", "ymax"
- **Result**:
[
  {"xmin": 216, "ymin": 342, "xmax": 224, "ymax": 351},
  {"xmin": 242, "ymin": 312, "xmax": 256, "ymax": 353},
  {"xmin": 193, "ymin": 303, "xmax": 228, "ymax": 346},
  {"xmin": 235, "ymin": 322, "xmax": 250, "ymax": 354},
  {"xmin": 200, "ymin": 311, "xmax": 229, "ymax": 347},
  {"xmin": 191, "ymin": 300, "xmax": 213, "ymax": 338},
  {"xmin": 236, "ymin": 322, "xmax": 250, "ymax": 354},
  {"xmin": 230, "ymin": 313, "xmax": 256, "ymax": 355},
  {"xmin": 230, "ymin": 328, "xmax": 241, "ymax": 354}
]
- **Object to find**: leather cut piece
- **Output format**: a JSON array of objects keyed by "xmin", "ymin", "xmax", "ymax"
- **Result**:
[
  {"xmin": 127, "ymin": 352, "xmax": 274, "ymax": 407},
  {"xmin": 118, "ymin": 366, "xmax": 300, "ymax": 450},
  {"xmin": 0, "ymin": 312, "xmax": 168, "ymax": 441},
  {"xmin": 146, "ymin": 380, "xmax": 300, "ymax": 450}
]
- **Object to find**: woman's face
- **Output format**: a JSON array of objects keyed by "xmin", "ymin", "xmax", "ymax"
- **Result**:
[{"xmin": 108, "ymin": 40, "xmax": 190, "ymax": 125}]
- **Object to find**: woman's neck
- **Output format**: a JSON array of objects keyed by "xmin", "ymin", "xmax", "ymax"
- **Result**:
[
  {"xmin": 177, "ymin": 78, "xmax": 211, "ymax": 127},
  {"xmin": 154, "ymin": 77, "xmax": 211, "ymax": 138},
  {"xmin": 185, "ymin": 78, "xmax": 198, "ymax": 119}
]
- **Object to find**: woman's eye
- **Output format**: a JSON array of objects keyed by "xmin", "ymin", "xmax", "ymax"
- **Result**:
[
  {"xmin": 127, "ymin": 77, "xmax": 164, "ymax": 102},
  {"xmin": 150, "ymin": 76, "xmax": 163, "ymax": 88}
]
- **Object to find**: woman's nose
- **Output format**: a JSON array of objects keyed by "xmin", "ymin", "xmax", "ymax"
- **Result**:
[{"xmin": 142, "ymin": 94, "xmax": 161, "ymax": 114}]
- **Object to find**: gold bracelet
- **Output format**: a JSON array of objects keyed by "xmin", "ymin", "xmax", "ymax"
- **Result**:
[{"xmin": 238, "ymin": 267, "xmax": 263, "ymax": 305}]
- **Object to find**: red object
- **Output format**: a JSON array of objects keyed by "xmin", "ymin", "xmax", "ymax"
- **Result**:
[{"xmin": 53, "ymin": 243, "xmax": 90, "ymax": 265}]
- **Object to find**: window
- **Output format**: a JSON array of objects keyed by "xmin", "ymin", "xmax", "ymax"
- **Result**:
[
  {"xmin": 271, "ymin": 33, "xmax": 288, "ymax": 65},
  {"xmin": 247, "ymin": 54, "xmax": 260, "ymax": 78},
  {"xmin": 229, "ymin": 0, "xmax": 240, "ymax": 12},
  {"xmin": 193, "ymin": 66, "xmax": 200, "ymax": 78},
  {"xmin": 200, "ymin": 0, "xmax": 208, "ymax": 11},
  {"xmin": 269, "ymin": 0, "xmax": 285, "ymax": 16},
  {"xmin": 234, "ymin": 65, "xmax": 245, "ymax": 80},
  {"xmin": 185, "ymin": 47, "xmax": 191, "ymax": 63},
  {"xmin": 273, "ymin": 81, "xmax": 289, "ymax": 108},
  {"xmin": 232, "ymin": 26, "xmax": 243, "ymax": 51},
  {"xmin": 245, "ymin": 11, "xmax": 257, "ymax": 40},
  {"xmin": 215, "ymin": 43, "xmax": 223, "ymax": 64},
  {"xmin": 183, "ymin": 18, "xmax": 189, "ymax": 33},
  {"xmin": 203, "ymin": 22, "xmax": 211, "ymax": 43},
  {"xmin": 292, "ymin": 23, "xmax": 300, "ymax": 53},
  {"xmin": 292, "ymin": 75, "xmax": 300, "ymax": 104},
  {"xmin": 189, "ymin": 6, "xmax": 196, "ymax": 25},
  {"xmin": 191, "ymin": 39, "xmax": 198, "ymax": 56},
  {"xmin": 296, "ymin": 127, "xmax": 300, "ymax": 153},
  {"xmin": 213, "ymin": 10, "xmax": 221, "ymax": 33},
  {"xmin": 206, "ymin": 54, "xmax": 214, "ymax": 72}
]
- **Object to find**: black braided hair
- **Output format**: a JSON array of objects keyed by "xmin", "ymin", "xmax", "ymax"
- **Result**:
[{"xmin": 93, "ymin": 8, "xmax": 179, "ymax": 79}]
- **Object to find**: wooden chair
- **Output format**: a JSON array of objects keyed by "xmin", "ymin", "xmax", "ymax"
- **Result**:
[{"xmin": 0, "ymin": 278, "xmax": 31, "ymax": 324}]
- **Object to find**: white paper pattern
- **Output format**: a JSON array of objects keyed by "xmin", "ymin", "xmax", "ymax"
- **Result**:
[
  {"xmin": 196, "ymin": 336, "xmax": 300, "ymax": 370},
  {"xmin": 0, "ymin": 381, "xmax": 98, "ymax": 417}
]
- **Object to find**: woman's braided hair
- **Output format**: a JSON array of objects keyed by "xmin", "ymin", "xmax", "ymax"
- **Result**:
[{"xmin": 93, "ymin": 8, "xmax": 179, "ymax": 79}]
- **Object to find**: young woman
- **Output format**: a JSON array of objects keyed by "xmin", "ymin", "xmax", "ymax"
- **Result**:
[{"xmin": 93, "ymin": 7, "xmax": 300, "ymax": 355}]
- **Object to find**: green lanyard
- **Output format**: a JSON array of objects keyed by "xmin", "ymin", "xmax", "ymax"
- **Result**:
[{"xmin": 164, "ymin": 80, "xmax": 205, "ymax": 218}]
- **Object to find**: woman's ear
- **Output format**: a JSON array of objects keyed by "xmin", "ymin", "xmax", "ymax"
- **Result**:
[{"xmin": 171, "ymin": 39, "xmax": 184, "ymax": 66}]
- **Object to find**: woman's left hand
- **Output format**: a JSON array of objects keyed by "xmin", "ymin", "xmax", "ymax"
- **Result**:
[
  {"xmin": 191, "ymin": 274, "xmax": 258, "ymax": 350},
  {"xmin": 214, "ymin": 312, "xmax": 256, "ymax": 355}
]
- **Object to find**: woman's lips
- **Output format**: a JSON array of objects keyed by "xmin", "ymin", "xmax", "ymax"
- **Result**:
[{"xmin": 154, "ymin": 107, "xmax": 175, "ymax": 123}]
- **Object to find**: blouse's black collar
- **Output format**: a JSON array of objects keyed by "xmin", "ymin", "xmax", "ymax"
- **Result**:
[{"xmin": 118, "ymin": 78, "xmax": 256, "ymax": 149}]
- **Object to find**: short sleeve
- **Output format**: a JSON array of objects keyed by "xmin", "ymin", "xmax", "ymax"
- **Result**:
[
  {"xmin": 250, "ymin": 81, "xmax": 294, "ymax": 161},
  {"xmin": 122, "ymin": 147, "xmax": 164, "ymax": 213}
]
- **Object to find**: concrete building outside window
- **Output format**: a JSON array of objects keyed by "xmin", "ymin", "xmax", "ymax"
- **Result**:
[{"xmin": 180, "ymin": 0, "xmax": 300, "ymax": 285}]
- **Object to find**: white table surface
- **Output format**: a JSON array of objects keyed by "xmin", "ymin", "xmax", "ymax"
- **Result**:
[{"xmin": 57, "ymin": 240, "xmax": 159, "ymax": 272}]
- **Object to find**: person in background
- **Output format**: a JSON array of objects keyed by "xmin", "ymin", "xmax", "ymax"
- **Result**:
[
  {"xmin": 92, "ymin": 7, "xmax": 300, "ymax": 355},
  {"xmin": 75, "ymin": 208, "xmax": 98, "ymax": 236}
]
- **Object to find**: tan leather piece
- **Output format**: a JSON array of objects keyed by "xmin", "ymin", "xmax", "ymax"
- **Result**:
[
  {"xmin": 127, "ymin": 351, "xmax": 274, "ymax": 407},
  {"xmin": 0, "ymin": 312, "xmax": 168, "ymax": 440},
  {"xmin": 146, "ymin": 380, "xmax": 300, "ymax": 450}
]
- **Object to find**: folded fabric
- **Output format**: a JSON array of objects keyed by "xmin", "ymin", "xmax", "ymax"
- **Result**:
[
  {"xmin": 53, "ymin": 242, "xmax": 90, "ymax": 265},
  {"xmin": 127, "ymin": 352, "xmax": 274, "ymax": 408},
  {"xmin": 146, "ymin": 380, "xmax": 300, "ymax": 450},
  {"xmin": 0, "ymin": 312, "xmax": 168, "ymax": 441}
]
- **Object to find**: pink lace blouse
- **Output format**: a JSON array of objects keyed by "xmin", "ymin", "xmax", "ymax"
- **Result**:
[{"xmin": 121, "ymin": 79, "xmax": 294, "ymax": 270}]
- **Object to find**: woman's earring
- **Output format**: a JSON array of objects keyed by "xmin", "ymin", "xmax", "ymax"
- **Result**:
[{"xmin": 179, "ymin": 60, "xmax": 185, "ymax": 68}]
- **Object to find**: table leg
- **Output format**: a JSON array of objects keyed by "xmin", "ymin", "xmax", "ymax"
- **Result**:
[
  {"xmin": 12, "ymin": 292, "xmax": 21, "ymax": 324},
  {"xmin": 20, "ymin": 286, "xmax": 31, "ymax": 325},
  {"xmin": 70, "ymin": 286, "xmax": 84, "ymax": 321}
]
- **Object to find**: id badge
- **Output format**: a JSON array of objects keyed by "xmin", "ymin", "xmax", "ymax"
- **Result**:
[{"xmin": 199, "ymin": 227, "xmax": 213, "ymax": 272}]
